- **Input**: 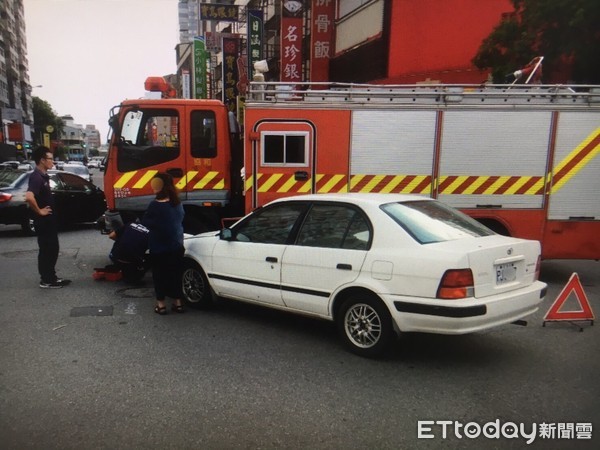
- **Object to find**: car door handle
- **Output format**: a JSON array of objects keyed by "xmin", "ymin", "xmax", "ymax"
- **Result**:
[
  {"xmin": 266, "ymin": 257, "xmax": 278, "ymax": 263},
  {"xmin": 336, "ymin": 263, "xmax": 352, "ymax": 270}
]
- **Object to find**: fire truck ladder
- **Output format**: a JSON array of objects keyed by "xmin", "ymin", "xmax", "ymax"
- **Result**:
[{"xmin": 247, "ymin": 82, "xmax": 600, "ymax": 107}]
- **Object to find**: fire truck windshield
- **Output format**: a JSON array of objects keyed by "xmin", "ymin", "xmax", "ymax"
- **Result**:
[{"xmin": 117, "ymin": 108, "xmax": 180, "ymax": 172}]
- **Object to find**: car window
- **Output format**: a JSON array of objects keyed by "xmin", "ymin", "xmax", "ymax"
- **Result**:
[
  {"xmin": 190, "ymin": 110, "xmax": 217, "ymax": 158},
  {"xmin": 58, "ymin": 172, "xmax": 92, "ymax": 192},
  {"xmin": 296, "ymin": 204, "xmax": 371, "ymax": 250},
  {"xmin": 381, "ymin": 200, "xmax": 495, "ymax": 244},
  {"xmin": 64, "ymin": 165, "xmax": 88, "ymax": 176},
  {"xmin": 233, "ymin": 203, "xmax": 307, "ymax": 244}
]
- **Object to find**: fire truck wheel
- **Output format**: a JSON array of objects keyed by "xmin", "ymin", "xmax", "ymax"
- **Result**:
[
  {"xmin": 336, "ymin": 293, "xmax": 396, "ymax": 358},
  {"xmin": 181, "ymin": 259, "xmax": 213, "ymax": 309}
]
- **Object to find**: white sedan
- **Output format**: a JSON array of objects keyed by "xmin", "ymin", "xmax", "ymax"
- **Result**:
[{"xmin": 182, "ymin": 194, "xmax": 547, "ymax": 357}]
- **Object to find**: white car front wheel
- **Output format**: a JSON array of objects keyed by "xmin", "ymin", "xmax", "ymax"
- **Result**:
[{"xmin": 181, "ymin": 260, "xmax": 213, "ymax": 308}]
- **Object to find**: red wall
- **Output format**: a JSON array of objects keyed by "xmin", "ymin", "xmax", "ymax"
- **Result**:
[{"xmin": 382, "ymin": 0, "xmax": 512, "ymax": 84}]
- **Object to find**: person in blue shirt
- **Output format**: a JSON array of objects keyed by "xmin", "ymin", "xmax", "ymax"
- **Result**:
[
  {"xmin": 25, "ymin": 146, "xmax": 71, "ymax": 288},
  {"xmin": 143, "ymin": 172, "xmax": 185, "ymax": 314},
  {"xmin": 108, "ymin": 220, "xmax": 149, "ymax": 283}
]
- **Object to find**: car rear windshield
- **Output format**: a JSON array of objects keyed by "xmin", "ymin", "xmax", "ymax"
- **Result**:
[
  {"xmin": 0, "ymin": 169, "xmax": 26, "ymax": 188},
  {"xmin": 381, "ymin": 200, "xmax": 495, "ymax": 244}
]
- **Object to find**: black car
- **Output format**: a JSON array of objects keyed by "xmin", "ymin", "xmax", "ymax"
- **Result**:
[{"xmin": 0, "ymin": 168, "xmax": 106, "ymax": 234}]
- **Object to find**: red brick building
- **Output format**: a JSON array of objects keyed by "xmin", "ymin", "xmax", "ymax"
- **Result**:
[{"xmin": 329, "ymin": 0, "xmax": 512, "ymax": 84}]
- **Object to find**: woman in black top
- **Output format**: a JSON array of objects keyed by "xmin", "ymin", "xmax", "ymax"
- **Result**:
[{"xmin": 142, "ymin": 172, "xmax": 185, "ymax": 314}]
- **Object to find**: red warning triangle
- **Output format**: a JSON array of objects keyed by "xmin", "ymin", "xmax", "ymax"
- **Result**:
[{"xmin": 544, "ymin": 273, "xmax": 595, "ymax": 321}]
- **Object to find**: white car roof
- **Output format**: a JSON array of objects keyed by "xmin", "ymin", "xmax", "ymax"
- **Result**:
[{"xmin": 268, "ymin": 193, "xmax": 432, "ymax": 206}]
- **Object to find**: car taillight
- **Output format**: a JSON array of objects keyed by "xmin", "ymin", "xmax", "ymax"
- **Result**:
[
  {"xmin": 437, "ymin": 269, "xmax": 474, "ymax": 299},
  {"xmin": 0, "ymin": 193, "xmax": 12, "ymax": 203},
  {"xmin": 535, "ymin": 255, "xmax": 541, "ymax": 281}
]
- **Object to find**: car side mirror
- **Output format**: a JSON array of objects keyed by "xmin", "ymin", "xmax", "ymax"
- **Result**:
[{"xmin": 220, "ymin": 228, "xmax": 233, "ymax": 241}]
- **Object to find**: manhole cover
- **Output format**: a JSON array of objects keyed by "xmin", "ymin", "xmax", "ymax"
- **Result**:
[{"xmin": 70, "ymin": 306, "xmax": 114, "ymax": 317}]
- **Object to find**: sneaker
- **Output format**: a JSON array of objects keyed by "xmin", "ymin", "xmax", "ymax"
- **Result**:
[
  {"xmin": 40, "ymin": 281, "xmax": 63, "ymax": 289},
  {"xmin": 55, "ymin": 278, "xmax": 72, "ymax": 286}
]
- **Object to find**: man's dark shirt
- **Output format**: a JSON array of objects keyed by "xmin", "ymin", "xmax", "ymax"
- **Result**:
[
  {"xmin": 110, "ymin": 223, "xmax": 149, "ymax": 264},
  {"xmin": 27, "ymin": 168, "xmax": 54, "ymax": 210}
]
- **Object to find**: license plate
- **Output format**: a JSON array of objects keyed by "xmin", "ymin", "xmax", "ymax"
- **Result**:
[{"xmin": 495, "ymin": 262, "xmax": 517, "ymax": 284}]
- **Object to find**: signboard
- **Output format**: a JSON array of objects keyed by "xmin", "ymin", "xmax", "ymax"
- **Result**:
[
  {"xmin": 7, "ymin": 122, "xmax": 23, "ymax": 141},
  {"xmin": 1, "ymin": 108, "xmax": 22, "ymax": 121},
  {"xmin": 205, "ymin": 32, "xmax": 241, "ymax": 53},
  {"xmin": 310, "ymin": 0, "xmax": 335, "ymax": 82},
  {"xmin": 222, "ymin": 37, "xmax": 239, "ymax": 113},
  {"xmin": 200, "ymin": 3, "xmax": 239, "ymax": 22},
  {"xmin": 181, "ymin": 70, "xmax": 191, "ymax": 99},
  {"xmin": 194, "ymin": 37, "xmax": 208, "ymax": 99},
  {"xmin": 247, "ymin": 10, "xmax": 264, "ymax": 79},
  {"xmin": 237, "ymin": 55, "xmax": 249, "ymax": 97},
  {"xmin": 281, "ymin": 1, "xmax": 304, "ymax": 83}
]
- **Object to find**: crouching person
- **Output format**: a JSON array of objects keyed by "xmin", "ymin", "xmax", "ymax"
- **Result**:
[{"xmin": 109, "ymin": 221, "xmax": 150, "ymax": 283}]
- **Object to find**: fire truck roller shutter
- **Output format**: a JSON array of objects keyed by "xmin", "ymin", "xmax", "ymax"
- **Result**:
[
  {"xmin": 547, "ymin": 112, "xmax": 600, "ymax": 220},
  {"xmin": 350, "ymin": 110, "xmax": 437, "ymax": 196},
  {"xmin": 437, "ymin": 110, "xmax": 552, "ymax": 209}
]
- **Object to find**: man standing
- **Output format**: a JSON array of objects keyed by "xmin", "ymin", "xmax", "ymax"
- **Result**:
[{"xmin": 25, "ymin": 146, "xmax": 71, "ymax": 288}]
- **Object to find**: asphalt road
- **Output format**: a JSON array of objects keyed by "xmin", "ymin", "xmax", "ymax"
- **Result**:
[{"xmin": 0, "ymin": 223, "xmax": 598, "ymax": 450}]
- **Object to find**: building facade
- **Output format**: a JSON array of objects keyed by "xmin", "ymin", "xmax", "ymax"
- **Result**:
[
  {"xmin": 0, "ymin": 0, "xmax": 34, "ymax": 146},
  {"xmin": 174, "ymin": 0, "xmax": 514, "ymax": 107}
]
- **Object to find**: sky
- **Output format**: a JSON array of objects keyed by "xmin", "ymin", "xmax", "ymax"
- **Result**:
[{"xmin": 24, "ymin": 0, "xmax": 180, "ymax": 143}]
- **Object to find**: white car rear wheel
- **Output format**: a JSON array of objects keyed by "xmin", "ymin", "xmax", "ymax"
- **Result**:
[{"xmin": 337, "ymin": 294, "xmax": 395, "ymax": 357}]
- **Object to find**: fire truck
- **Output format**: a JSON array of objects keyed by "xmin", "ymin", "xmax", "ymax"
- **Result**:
[{"xmin": 104, "ymin": 81, "xmax": 600, "ymax": 259}]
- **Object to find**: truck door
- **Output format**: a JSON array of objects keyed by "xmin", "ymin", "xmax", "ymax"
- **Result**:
[
  {"xmin": 178, "ymin": 107, "xmax": 230, "ymax": 213},
  {"xmin": 249, "ymin": 120, "xmax": 315, "ymax": 209}
]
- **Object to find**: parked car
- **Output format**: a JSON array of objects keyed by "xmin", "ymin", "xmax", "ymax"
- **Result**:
[
  {"xmin": 0, "ymin": 161, "xmax": 21, "ymax": 170},
  {"xmin": 61, "ymin": 163, "xmax": 92, "ymax": 182},
  {"xmin": 17, "ymin": 160, "xmax": 35, "ymax": 171},
  {"xmin": 0, "ymin": 168, "xmax": 106, "ymax": 234},
  {"xmin": 181, "ymin": 193, "xmax": 547, "ymax": 357}
]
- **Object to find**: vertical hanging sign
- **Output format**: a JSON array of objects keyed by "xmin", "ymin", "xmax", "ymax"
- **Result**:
[
  {"xmin": 181, "ymin": 70, "xmax": 191, "ymax": 99},
  {"xmin": 247, "ymin": 10, "xmax": 264, "ymax": 79},
  {"xmin": 194, "ymin": 37, "xmax": 208, "ymax": 99},
  {"xmin": 310, "ymin": 0, "xmax": 334, "ymax": 82},
  {"xmin": 222, "ymin": 37, "xmax": 239, "ymax": 113},
  {"xmin": 281, "ymin": 1, "xmax": 304, "ymax": 83}
]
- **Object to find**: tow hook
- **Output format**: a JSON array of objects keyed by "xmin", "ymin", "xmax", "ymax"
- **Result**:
[{"xmin": 512, "ymin": 320, "xmax": 528, "ymax": 326}]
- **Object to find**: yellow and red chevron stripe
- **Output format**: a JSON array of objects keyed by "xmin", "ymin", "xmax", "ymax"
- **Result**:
[
  {"xmin": 114, "ymin": 170, "xmax": 225, "ymax": 191},
  {"xmin": 246, "ymin": 173, "xmax": 546, "ymax": 195},
  {"xmin": 246, "ymin": 173, "xmax": 349, "ymax": 194},
  {"xmin": 437, "ymin": 175, "xmax": 544, "ymax": 195},
  {"xmin": 550, "ymin": 127, "xmax": 600, "ymax": 193},
  {"xmin": 350, "ymin": 175, "xmax": 432, "ymax": 194}
]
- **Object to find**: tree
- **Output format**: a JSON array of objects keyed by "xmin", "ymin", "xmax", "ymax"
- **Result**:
[
  {"xmin": 473, "ymin": 0, "xmax": 600, "ymax": 83},
  {"xmin": 32, "ymin": 97, "xmax": 64, "ymax": 146}
]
